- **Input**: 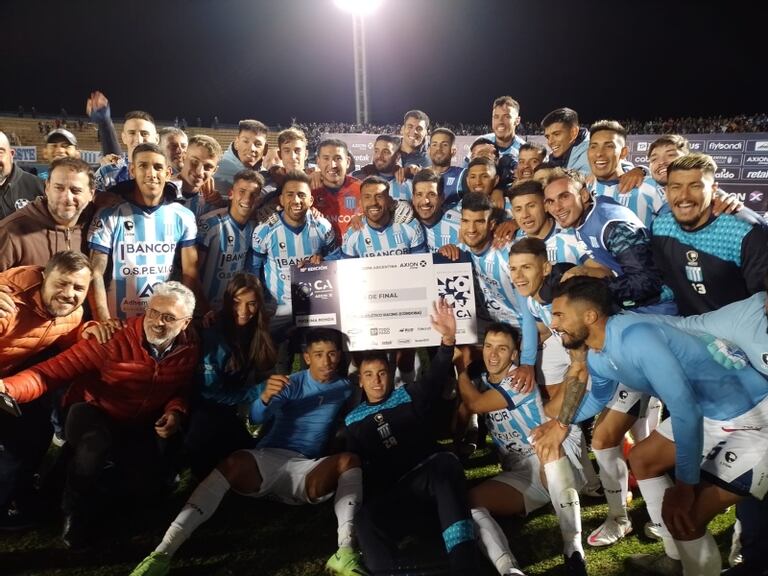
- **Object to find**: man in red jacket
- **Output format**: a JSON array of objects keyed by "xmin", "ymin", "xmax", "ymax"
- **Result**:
[
  {"xmin": 1, "ymin": 281, "xmax": 200, "ymax": 549},
  {"xmin": 0, "ymin": 250, "xmax": 96, "ymax": 530}
]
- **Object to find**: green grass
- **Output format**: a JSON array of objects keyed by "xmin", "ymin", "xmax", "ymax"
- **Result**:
[{"xmin": 0, "ymin": 444, "xmax": 737, "ymax": 576}]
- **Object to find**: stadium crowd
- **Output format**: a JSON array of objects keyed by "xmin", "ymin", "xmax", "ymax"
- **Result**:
[{"xmin": 0, "ymin": 92, "xmax": 767, "ymax": 576}]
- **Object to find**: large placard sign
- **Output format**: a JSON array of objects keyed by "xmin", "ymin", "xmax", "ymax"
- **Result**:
[{"xmin": 291, "ymin": 254, "xmax": 477, "ymax": 350}]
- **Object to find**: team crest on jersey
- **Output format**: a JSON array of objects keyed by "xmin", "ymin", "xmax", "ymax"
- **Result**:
[
  {"xmin": 344, "ymin": 197, "xmax": 357, "ymax": 210},
  {"xmin": 227, "ymin": 235, "xmax": 235, "ymax": 245},
  {"xmin": 14, "ymin": 198, "xmax": 29, "ymax": 210},
  {"xmin": 393, "ymin": 233, "xmax": 403, "ymax": 244},
  {"xmin": 685, "ymin": 250, "xmax": 703, "ymax": 282},
  {"xmin": 446, "ymin": 177, "xmax": 455, "ymax": 185}
]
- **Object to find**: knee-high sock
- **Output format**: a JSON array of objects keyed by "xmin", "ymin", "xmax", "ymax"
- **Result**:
[
  {"xmin": 576, "ymin": 428, "xmax": 602, "ymax": 492},
  {"xmin": 334, "ymin": 468, "xmax": 363, "ymax": 548},
  {"xmin": 545, "ymin": 456, "xmax": 583, "ymax": 557},
  {"xmin": 676, "ymin": 533, "xmax": 721, "ymax": 576},
  {"xmin": 155, "ymin": 468, "xmax": 230, "ymax": 556},
  {"xmin": 636, "ymin": 475, "xmax": 680, "ymax": 560},
  {"xmin": 631, "ymin": 417, "xmax": 650, "ymax": 443},
  {"xmin": 471, "ymin": 507, "xmax": 520, "ymax": 574},
  {"xmin": 593, "ymin": 446, "xmax": 628, "ymax": 521}
]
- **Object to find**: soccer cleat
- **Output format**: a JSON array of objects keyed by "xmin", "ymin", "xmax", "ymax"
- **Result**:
[
  {"xmin": 563, "ymin": 551, "xmax": 588, "ymax": 576},
  {"xmin": 643, "ymin": 521, "xmax": 662, "ymax": 541},
  {"xmin": 625, "ymin": 553, "xmax": 683, "ymax": 576},
  {"xmin": 587, "ymin": 517, "xmax": 633, "ymax": 547},
  {"xmin": 325, "ymin": 546, "xmax": 369, "ymax": 576},
  {"xmin": 130, "ymin": 551, "xmax": 171, "ymax": 576}
]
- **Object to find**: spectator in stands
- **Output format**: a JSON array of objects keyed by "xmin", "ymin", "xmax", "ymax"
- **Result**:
[
  {"xmin": 215, "ymin": 119, "xmax": 269, "ymax": 193},
  {"xmin": 0, "ymin": 251, "xmax": 103, "ymax": 530},
  {"xmin": 42, "ymin": 129, "xmax": 80, "ymax": 163},
  {"xmin": 93, "ymin": 110, "xmax": 159, "ymax": 192},
  {"xmin": 158, "ymin": 126, "xmax": 188, "ymax": 176},
  {"xmin": 0, "ymin": 157, "xmax": 95, "ymax": 271},
  {"xmin": 0, "ymin": 130, "xmax": 44, "ymax": 219},
  {"xmin": 0, "ymin": 281, "xmax": 199, "ymax": 549}
]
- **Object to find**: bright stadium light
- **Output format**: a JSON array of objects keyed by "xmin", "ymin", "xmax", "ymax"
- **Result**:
[
  {"xmin": 334, "ymin": 0, "xmax": 383, "ymax": 16},
  {"xmin": 334, "ymin": 0, "xmax": 384, "ymax": 124}
]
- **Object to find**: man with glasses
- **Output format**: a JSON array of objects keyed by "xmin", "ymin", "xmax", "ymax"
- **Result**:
[{"xmin": 0, "ymin": 281, "xmax": 199, "ymax": 549}]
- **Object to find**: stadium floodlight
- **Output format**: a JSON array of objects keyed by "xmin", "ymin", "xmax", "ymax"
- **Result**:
[
  {"xmin": 334, "ymin": 0, "xmax": 383, "ymax": 16},
  {"xmin": 334, "ymin": 0, "xmax": 384, "ymax": 124}
]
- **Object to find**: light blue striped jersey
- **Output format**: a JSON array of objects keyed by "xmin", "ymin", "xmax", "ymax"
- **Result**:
[
  {"xmin": 197, "ymin": 208, "xmax": 256, "ymax": 311},
  {"xmin": 350, "ymin": 171, "xmax": 413, "ymax": 202},
  {"xmin": 460, "ymin": 241, "xmax": 521, "ymax": 326},
  {"xmin": 590, "ymin": 176, "xmax": 666, "ymax": 229},
  {"xmin": 515, "ymin": 223, "xmax": 588, "ymax": 265},
  {"xmin": 88, "ymin": 200, "xmax": 197, "ymax": 318},
  {"xmin": 250, "ymin": 212, "xmax": 338, "ymax": 317},
  {"xmin": 421, "ymin": 208, "xmax": 461, "ymax": 252},
  {"xmin": 93, "ymin": 155, "xmax": 130, "ymax": 192},
  {"xmin": 478, "ymin": 371, "xmax": 545, "ymax": 460},
  {"xmin": 480, "ymin": 133, "xmax": 526, "ymax": 159},
  {"xmin": 176, "ymin": 190, "xmax": 220, "ymax": 220},
  {"xmin": 526, "ymin": 297, "xmax": 553, "ymax": 330},
  {"xmin": 342, "ymin": 218, "xmax": 427, "ymax": 258}
]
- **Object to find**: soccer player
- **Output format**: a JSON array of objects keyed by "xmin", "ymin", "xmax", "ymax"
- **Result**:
[
  {"xmin": 539, "ymin": 276, "xmax": 768, "ymax": 576},
  {"xmin": 214, "ymin": 119, "xmax": 269, "ymax": 193},
  {"xmin": 458, "ymin": 322, "xmax": 587, "ymax": 576},
  {"xmin": 341, "ymin": 176, "xmax": 426, "ymax": 258},
  {"xmin": 439, "ymin": 192, "xmax": 538, "ymax": 390},
  {"xmin": 347, "ymin": 299, "xmax": 476, "ymax": 576},
  {"xmin": 88, "ymin": 143, "xmax": 199, "ymax": 321},
  {"xmin": 399, "ymin": 109, "xmax": 431, "ymax": 168},
  {"xmin": 514, "ymin": 142, "xmax": 546, "ymax": 184},
  {"xmin": 482, "ymin": 96, "xmax": 526, "ymax": 160},
  {"xmin": 412, "ymin": 168, "xmax": 461, "ymax": 252},
  {"xmin": 197, "ymin": 169, "xmax": 264, "ymax": 313},
  {"xmin": 93, "ymin": 110, "xmax": 159, "ymax": 192},
  {"xmin": 510, "ymin": 180, "xmax": 587, "ymax": 265},
  {"xmin": 587, "ymin": 120, "xmax": 666, "ymax": 228},
  {"xmin": 541, "ymin": 108, "xmax": 590, "ymax": 174},
  {"xmin": 465, "ymin": 156, "xmax": 510, "ymax": 216},
  {"xmin": 651, "ymin": 153, "xmax": 768, "ymax": 316},
  {"xmin": 250, "ymin": 170, "xmax": 338, "ymax": 369},
  {"xmin": 175, "ymin": 134, "xmax": 225, "ymax": 219},
  {"xmin": 351, "ymin": 135, "xmax": 413, "ymax": 202},
  {"xmin": 428, "ymin": 127, "xmax": 464, "ymax": 205},
  {"xmin": 311, "ymin": 138, "xmax": 362, "ymax": 240},
  {"xmin": 128, "ymin": 328, "xmax": 365, "ymax": 576}
]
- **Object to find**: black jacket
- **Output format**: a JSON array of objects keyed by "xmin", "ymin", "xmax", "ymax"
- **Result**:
[{"xmin": 0, "ymin": 165, "xmax": 44, "ymax": 220}]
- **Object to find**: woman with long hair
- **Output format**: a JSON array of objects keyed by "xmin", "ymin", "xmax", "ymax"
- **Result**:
[{"xmin": 185, "ymin": 273, "xmax": 277, "ymax": 477}]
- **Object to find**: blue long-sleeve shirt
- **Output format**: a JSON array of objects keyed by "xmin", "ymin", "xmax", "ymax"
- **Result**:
[
  {"xmin": 575, "ymin": 312, "xmax": 768, "ymax": 485},
  {"xmin": 249, "ymin": 370, "xmax": 351, "ymax": 458}
]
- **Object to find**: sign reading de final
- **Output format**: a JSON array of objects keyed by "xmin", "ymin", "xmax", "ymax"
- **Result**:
[{"xmin": 291, "ymin": 254, "xmax": 478, "ymax": 351}]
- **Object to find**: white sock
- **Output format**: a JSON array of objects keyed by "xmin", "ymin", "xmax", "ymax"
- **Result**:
[
  {"xmin": 334, "ymin": 467, "xmax": 363, "ymax": 548},
  {"xmin": 576, "ymin": 428, "xmax": 602, "ymax": 492},
  {"xmin": 631, "ymin": 417, "xmax": 650, "ymax": 443},
  {"xmin": 593, "ymin": 446, "xmax": 628, "ymax": 521},
  {"xmin": 156, "ymin": 468, "xmax": 230, "ymax": 556},
  {"xmin": 676, "ymin": 533, "xmax": 721, "ymax": 576},
  {"xmin": 636, "ymin": 475, "xmax": 680, "ymax": 560},
  {"xmin": 646, "ymin": 398, "xmax": 663, "ymax": 433},
  {"xmin": 471, "ymin": 507, "xmax": 520, "ymax": 574},
  {"xmin": 545, "ymin": 456, "xmax": 583, "ymax": 557}
]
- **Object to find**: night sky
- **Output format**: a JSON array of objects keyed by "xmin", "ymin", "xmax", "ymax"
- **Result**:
[{"xmin": 2, "ymin": 0, "xmax": 762, "ymax": 127}]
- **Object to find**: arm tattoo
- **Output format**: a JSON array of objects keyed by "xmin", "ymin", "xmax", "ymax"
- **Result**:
[{"xmin": 557, "ymin": 367, "xmax": 589, "ymax": 426}]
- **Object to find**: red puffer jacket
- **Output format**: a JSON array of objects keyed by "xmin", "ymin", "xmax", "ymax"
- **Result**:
[{"xmin": 3, "ymin": 316, "xmax": 199, "ymax": 423}]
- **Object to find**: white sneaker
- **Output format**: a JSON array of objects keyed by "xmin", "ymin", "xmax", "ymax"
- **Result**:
[
  {"xmin": 643, "ymin": 521, "xmax": 662, "ymax": 541},
  {"xmin": 587, "ymin": 517, "xmax": 633, "ymax": 547}
]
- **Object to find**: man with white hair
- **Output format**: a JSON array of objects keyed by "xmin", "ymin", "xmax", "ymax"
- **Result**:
[{"xmin": 0, "ymin": 281, "xmax": 200, "ymax": 549}]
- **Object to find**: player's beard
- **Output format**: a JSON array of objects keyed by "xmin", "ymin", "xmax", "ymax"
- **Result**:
[{"xmin": 560, "ymin": 326, "xmax": 589, "ymax": 350}]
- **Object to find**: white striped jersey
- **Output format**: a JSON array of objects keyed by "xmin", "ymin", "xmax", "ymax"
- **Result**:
[
  {"xmin": 527, "ymin": 297, "xmax": 553, "ymax": 330},
  {"xmin": 350, "ymin": 171, "xmax": 413, "ymax": 202},
  {"xmin": 197, "ymin": 208, "xmax": 256, "ymax": 311},
  {"xmin": 478, "ymin": 371, "xmax": 545, "ymax": 460},
  {"xmin": 421, "ymin": 208, "xmax": 461, "ymax": 252},
  {"xmin": 460, "ymin": 241, "xmax": 521, "ymax": 326},
  {"xmin": 342, "ymin": 218, "xmax": 427, "ymax": 258},
  {"xmin": 250, "ymin": 212, "xmax": 338, "ymax": 317},
  {"xmin": 88, "ymin": 200, "xmax": 197, "ymax": 319},
  {"xmin": 515, "ymin": 224, "xmax": 589, "ymax": 265},
  {"xmin": 590, "ymin": 176, "xmax": 666, "ymax": 228}
]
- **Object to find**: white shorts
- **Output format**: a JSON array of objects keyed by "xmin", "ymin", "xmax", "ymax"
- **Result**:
[
  {"xmin": 538, "ymin": 336, "xmax": 570, "ymax": 387},
  {"xmin": 605, "ymin": 383, "xmax": 648, "ymax": 417},
  {"xmin": 494, "ymin": 428, "xmax": 586, "ymax": 515},
  {"xmin": 656, "ymin": 395, "xmax": 768, "ymax": 499},
  {"xmin": 236, "ymin": 448, "xmax": 332, "ymax": 505}
]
